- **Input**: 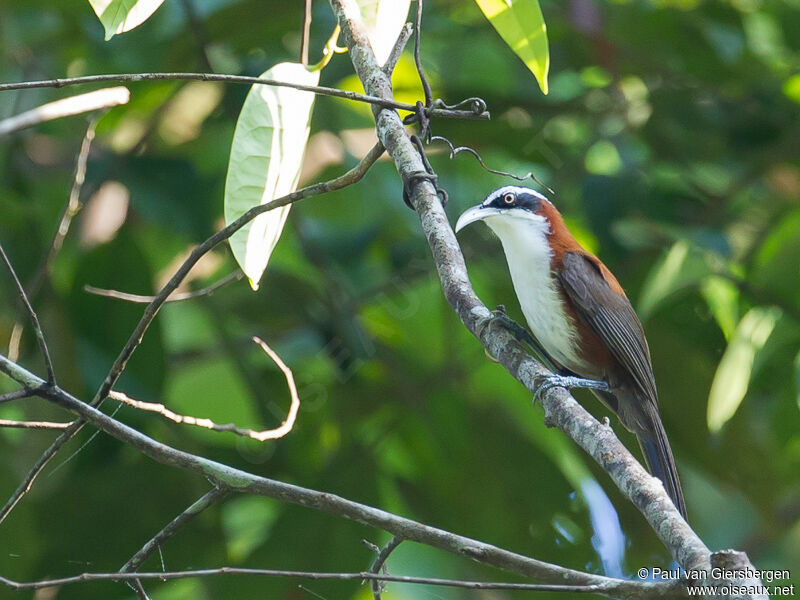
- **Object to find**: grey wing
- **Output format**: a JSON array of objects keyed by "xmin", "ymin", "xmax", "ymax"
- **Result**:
[{"xmin": 557, "ymin": 251, "xmax": 658, "ymax": 404}]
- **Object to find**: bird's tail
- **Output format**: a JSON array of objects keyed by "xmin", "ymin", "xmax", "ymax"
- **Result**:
[{"xmin": 636, "ymin": 421, "xmax": 687, "ymax": 520}]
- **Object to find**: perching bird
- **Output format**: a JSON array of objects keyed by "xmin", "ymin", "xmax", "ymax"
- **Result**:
[{"xmin": 455, "ymin": 185, "xmax": 687, "ymax": 519}]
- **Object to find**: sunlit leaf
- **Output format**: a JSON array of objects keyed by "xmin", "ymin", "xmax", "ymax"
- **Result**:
[
  {"xmin": 707, "ymin": 307, "xmax": 782, "ymax": 433},
  {"xmin": 637, "ymin": 240, "xmax": 710, "ymax": 319},
  {"xmin": 474, "ymin": 0, "xmax": 550, "ymax": 94},
  {"xmin": 224, "ymin": 63, "xmax": 319, "ymax": 290},
  {"xmin": 87, "ymin": 0, "xmax": 165, "ymax": 40},
  {"xmin": 700, "ymin": 276, "xmax": 740, "ymax": 340},
  {"xmin": 357, "ymin": 0, "xmax": 411, "ymax": 66}
]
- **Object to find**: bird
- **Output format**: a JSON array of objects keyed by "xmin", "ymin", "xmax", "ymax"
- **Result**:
[{"xmin": 455, "ymin": 185, "xmax": 687, "ymax": 519}]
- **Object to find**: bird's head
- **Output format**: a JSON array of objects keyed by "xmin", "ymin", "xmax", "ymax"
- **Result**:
[{"xmin": 455, "ymin": 186, "xmax": 555, "ymax": 239}]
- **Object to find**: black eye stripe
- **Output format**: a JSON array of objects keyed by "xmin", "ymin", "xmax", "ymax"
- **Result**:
[{"xmin": 484, "ymin": 189, "xmax": 544, "ymax": 212}]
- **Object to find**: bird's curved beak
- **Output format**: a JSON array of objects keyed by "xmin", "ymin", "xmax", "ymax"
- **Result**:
[{"xmin": 455, "ymin": 204, "xmax": 501, "ymax": 233}]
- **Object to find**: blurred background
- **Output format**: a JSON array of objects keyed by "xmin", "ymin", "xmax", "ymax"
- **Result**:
[{"xmin": 1, "ymin": 0, "xmax": 798, "ymax": 598}]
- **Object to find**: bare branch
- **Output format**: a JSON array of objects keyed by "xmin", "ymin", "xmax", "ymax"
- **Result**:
[
  {"xmin": 0, "ymin": 567, "xmax": 670, "ymax": 595},
  {"xmin": 121, "ymin": 486, "xmax": 230, "ymax": 574},
  {"xmin": 0, "ymin": 243, "xmax": 56, "ymax": 385},
  {"xmin": 0, "ymin": 419, "xmax": 70, "ymax": 430},
  {"xmin": 0, "ymin": 143, "xmax": 384, "ymax": 526},
  {"xmin": 328, "ymin": 0, "xmax": 718, "ymax": 575},
  {"xmin": 0, "ymin": 389, "xmax": 35, "ymax": 403},
  {"xmin": 8, "ymin": 116, "xmax": 100, "ymax": 362},
  {"xmin": 0, "ymin": 87, "xmax": 128, "ymax": 136},
  {"xmin": 0, "ymin": 354, "xmax": 659, "ymax": 598},
  {"xmin": 366, "ymin": 536, "xmax": 403, "ymax": 600},
  {"xmin": 250, "ymin": 337, "xmax": 301, "ymax": 439},
  {"xmin": 32, "ymin": 115, "xmax": 101, "ymax": 293},
  {"xmin": 0, "ymin": 421, "xmax": 80, "ymax": 524},
  {"xmin": 0, "ymin": 73, "xmax": 489, "ymax": 121},
  {"xmin": 430, "ymin": 135, "xmax": 554, "ymax": 194},
  {"xmin": 84, "ymin": 271, "xmax": 243, "ymax": 304},
  {"xmin": 95, "ymin": 142, "xmax": 383, "ymax": 405},
  {"xmin": 382, "ymin": 23, "xmax": 413, "ymax": 76},
  {"xmin": 107, "ymin": 337, "xmax": 298, "ymax": 441}
]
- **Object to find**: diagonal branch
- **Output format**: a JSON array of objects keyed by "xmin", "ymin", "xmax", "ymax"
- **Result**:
[
  {"xmin": 120, "ymin": 485, "xmax": 230, "ymax": 574},
  {"xmin": 0, "ymin": 353, "xmax": 664, "ymax": 600},
  {"xmin": 327, "ymin": 0, "xmax": 715, "ymax": 574},
  {"xmin": 0, "ymin": 243, "xmax": 56, "ymax": 385},
  {"xmin": 0, "ymin": 142, "xmax": 384, "ymax": 526}
]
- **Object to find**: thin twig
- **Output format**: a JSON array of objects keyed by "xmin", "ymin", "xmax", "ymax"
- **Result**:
[
  {"xmin": 30, "ymin": 115, "xmax": 101, "ymax": 296},
  {"xmin": 95, "ymin": 142, "xmax": 382, "ymax": 405},
  {"xmin": 0, "ymin": 243, "xmax": 56, "ymax": 385},
  {"xmin": 430, "ymin": 135, "xmax": 555, "ymax": 194},
  {"xmin": 366, "ymin": 536, "xmax": 403, "ymax": 600},
  {"xmin": 301, "ymin": 0, "xmax": 312, "ymax": 65},
  {"xmin": 84, "ymin": 271, "xmax": 243, "ymax": 304},
  {"xmin": 0, "ymin": 87, "xmax": 128, "ymax": 136},
  {"xmin": 0, "ymin": 354, "xmax": 658, "ymax": 598},
  {"xmin": 382, "ymin": 23, "xmax": 413, "ymax": 76},
  {"xmin": 412, "ymin": 0, "xmax": 433, "ymax": 108},
  {"xmin": 0, "ymin": 73, "xmax": 489, "ymax": 121},
  {"xmin": 8, "ymin": 116, "xmax": 102, "ymax": 363},
  {"xmin": 0, "ymin": 419, "xmax": 71, "ymax": 430},
  {"xmin": 120, "ymin": 486, "xmax": 230, "ymax": 574},
  {"xmin": 0, "ymin": 422, "xmax": 79, "ymax": 524},
  {"xmin": 0, "ymin": 389, "xmax": 34, "ymax": 403},
  {"xmin": 0, "ymin": 568, "xmax": 646, "ymax": 594},
  {"xmin": 0, "ymin": 143, "xmax": 384, "ymax": 526},
  {"xmin": 108, "ymin": 337, "xmax": 298, "ymax": 441},
  {"xmin": 109, "ymin": 337, "xmax": 299, "ymax": 441}
]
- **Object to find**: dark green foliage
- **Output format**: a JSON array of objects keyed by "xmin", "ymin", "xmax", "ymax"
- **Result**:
[{"xmin": 1, "ymin": 1, "xmax": 798, "ymax": 598}]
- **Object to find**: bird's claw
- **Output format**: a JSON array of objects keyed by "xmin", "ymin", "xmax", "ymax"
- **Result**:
[{"xmin": 532, "ymin": 374, "xmax": 610, "ymax": 405}]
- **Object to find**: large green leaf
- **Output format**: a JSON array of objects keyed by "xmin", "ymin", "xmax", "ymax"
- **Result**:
[
  {"xmin": 707, "ymin": 306, "xmax": 782, "ymax": 433},
  {"xmin": 224, "ymin": 63, "xmax": 319, "ymax": 290},
  {"xmin": 474, "ymin": 0, "xmax": 550, "ymax": 94},
  {"xmin": 700, "ymin": 276, "xmax": 740, "ymax": 341},
  {"xmin": 357, "ymin": 0, "xmax": 411, "ymax": 66},
  {"xmin": 87, "ymin": 0, "xmax": 165, "ymax": 40},
  {"xmin": 637, "ymin": 240, "xmax": 711, "ymax": 319}
]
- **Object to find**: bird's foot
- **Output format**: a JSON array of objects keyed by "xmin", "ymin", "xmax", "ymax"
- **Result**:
[
  {"xmin": 533, "ymin": 374, "xmax": 610, "ymax": 405},
  {"xmin": 485, "ymin": 306, "xmax": 561, "ymax": 373},
  {"xmin": 489, "ymin": 305, "xmax": 537, "ymax": 347}
]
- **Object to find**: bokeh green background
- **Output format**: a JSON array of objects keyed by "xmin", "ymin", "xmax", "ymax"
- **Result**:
[{"xmin": 1, "ymin": 0, "xmax": 798, "ymax": 598}]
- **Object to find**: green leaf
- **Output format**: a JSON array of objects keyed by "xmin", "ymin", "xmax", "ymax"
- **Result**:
[
  {"xmin": 224, "ymin": 63, "xmax": 319, "ymax": 290},
  {"xmin": 87, "ymin": 0, "xmax": 165, "ymax": 40},
  {"xmin": 637, "ymin": 240, "xmax": 711, "ymax": 319},
  {"xmin": 356, "ymin": 0, "xmax": 412, "ymax": 66},
  {"xmin": 707, "ymin": 307, "xmax": 782, "ymax": 433},
  {"xmin": 700, "ymin": 276, "xmax": 740, "ymax": 341},
  {"xmin": 795, "ymin": 350, "xmax": 800, "ymax": 412},
  {"xmin": 474, "ymin": 0, "xmax": 550, "ymax": 94}
]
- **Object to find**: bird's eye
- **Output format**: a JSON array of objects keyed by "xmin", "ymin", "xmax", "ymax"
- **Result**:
[{"xmin": 502, "ymin": 193, "xmax": 515, "ymax": 205}]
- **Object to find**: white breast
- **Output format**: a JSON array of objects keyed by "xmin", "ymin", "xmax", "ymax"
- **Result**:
[{"xmin": 485, "ymin": 214, "xmax": 589, "ymax": 373}]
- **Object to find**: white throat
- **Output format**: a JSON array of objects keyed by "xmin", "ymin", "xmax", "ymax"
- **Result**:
[{"xmin": 484, "ymin": 213, "xmax": 588, "ymax": 373}]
